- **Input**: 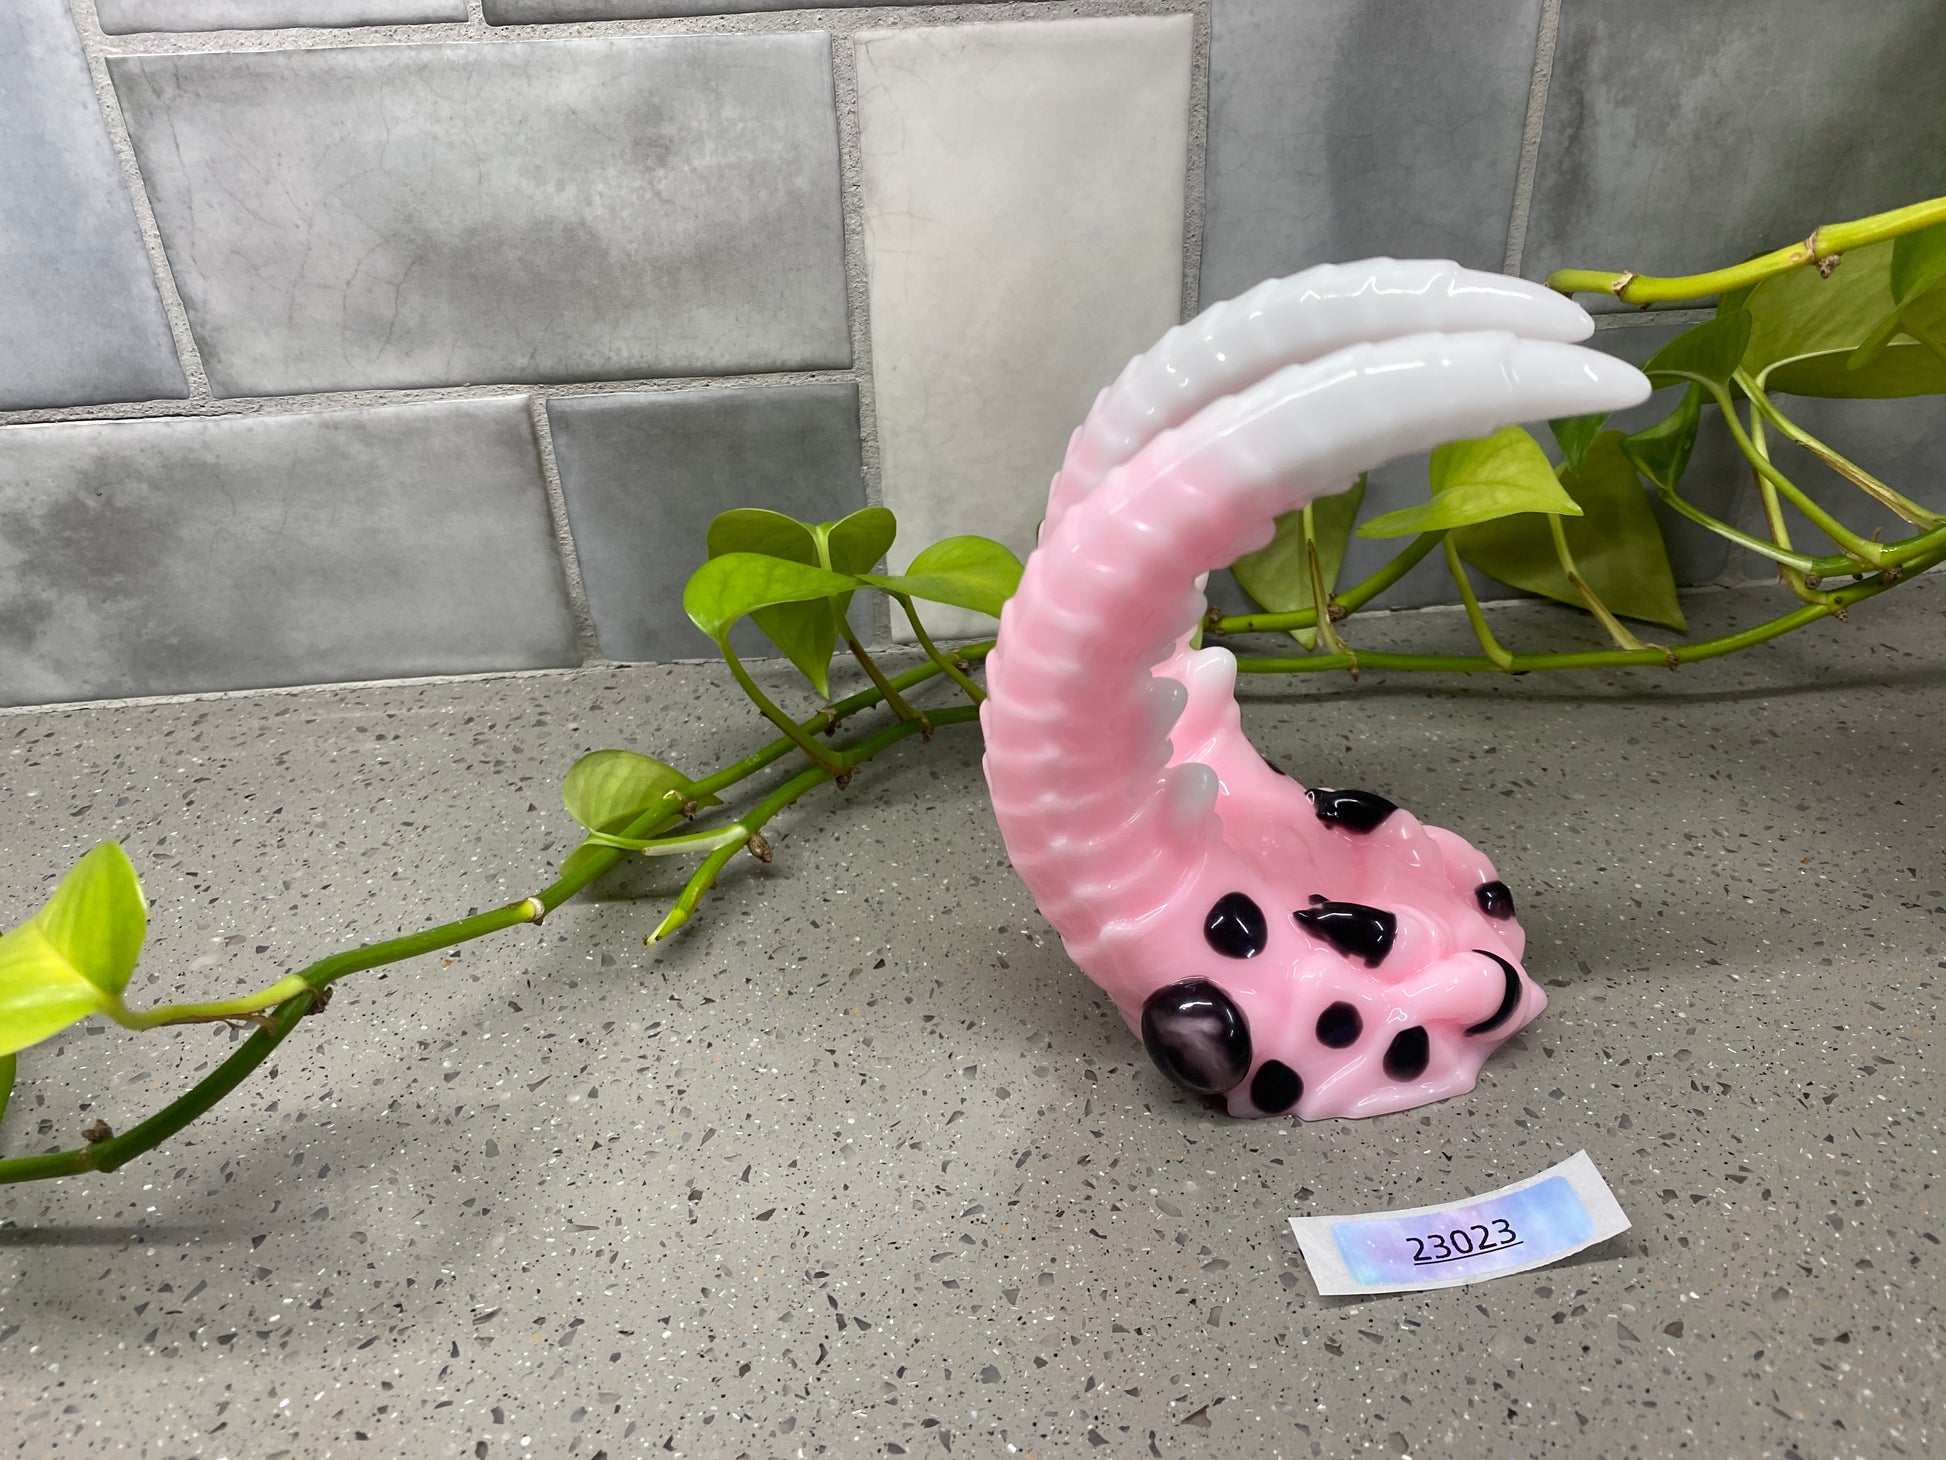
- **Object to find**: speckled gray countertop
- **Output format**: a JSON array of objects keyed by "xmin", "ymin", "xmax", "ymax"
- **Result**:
[{"xmin": 1, "ymin": 580, "xmax": 1940, "ymax": 1460}]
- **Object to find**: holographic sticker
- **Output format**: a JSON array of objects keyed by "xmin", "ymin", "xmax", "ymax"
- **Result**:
[{"xmin": 1288, "ymin": 1151, "xmax": 1629, "ymax": 1295}]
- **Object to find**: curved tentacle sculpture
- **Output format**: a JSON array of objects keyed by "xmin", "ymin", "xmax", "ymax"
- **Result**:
[{"xmin": 981, "ymin": 260, "xmax": 1652, "ymax": 1119}]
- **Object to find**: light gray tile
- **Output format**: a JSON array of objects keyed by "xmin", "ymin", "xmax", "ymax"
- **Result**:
[
  {"xmin": 486, "ymin": 0, "xmax": 1000, "ymax": 20},
  {"xmin": 1525, "ymin": 0, "xmax": 1946, "ymax": 310},
  {"xmin": 97, "ymin": 0, "xmax": 464, "ymax": 31},
  {"xmin": 548, "ymin": 385, "xmax": 868, "ymax": 664},
  {"xmin": 1201, "ymin": 0, "xmax": 1543, "ymax": 305},
  {"xmin": 109, "ymin": 36, "xmax": 850, "ymax": 397},
  {"xmin": 0, "ymin": 400, "xmax": 578, "ymax": 706},
  {"xmin": 857, "ymin": 16, "xmax": 1192, "ymax": 638},
  {"xmin": 0, "ymin": 0, "xmax": 185, "ymax": 409}
]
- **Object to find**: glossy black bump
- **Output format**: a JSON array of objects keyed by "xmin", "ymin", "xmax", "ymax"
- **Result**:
[
  {"xmin": 1307, "ymin": 787, "xmax": 1399, "ymax": 833},
  {"xmin": 1465, "ymin": 950, "xmax": 1523, "ymax": 1036},
  {"xmin": 1293, "ymin": 896, "xmax": 1397, "ymax": 967},
  {"xmin": 1250, "ymin": 1060, "xmax": 1303, "ymax": 1114},
  {"xmin": 1204, "ymin": 891, "xmax": 1269, "ymax": 960},
  {"xmin": 1141, "ymin": 980, "xmax": 1252, "ymax": 1095},
  {"xmin": 1475, "ymin": 880, "xmax": 1516, "ymax": 920},
  {"xmin": 1383, "ymin": 1026, "xmax": 1431, "ymax": 1082},
  {"xmin": 1315, "ymin": 1001, "xmax": 1363, "ymax": 1049}
]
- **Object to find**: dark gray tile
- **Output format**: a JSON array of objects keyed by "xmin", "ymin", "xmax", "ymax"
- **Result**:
[
  {"xmin": 1525, "ymin": 0, "xmax": 1946, "ymax": 310},
  {"xmin": 0, "ymin": 0, "xmax": 185, "ymax": 409},
  {"xmin": 1201, "ymin": 0, "xmax": 1543, "ymax": 305},
  {"xmin": 110, "ymin": 36, "xmax": 850, "ymax": 397},
  {"xmin": 487, "ymin": 0, "xmax": 1000, "ymax": 18},
  {"xmin": 97, "ymin": 0, "xmax": 464, "ymax": 30},
  {"xmin": 0, "ymin": 400, "xmax": 578, "ymax": 706},
  {"xmin": 547, "ymin": 385, "xmax": 868, "ymax": 663}
]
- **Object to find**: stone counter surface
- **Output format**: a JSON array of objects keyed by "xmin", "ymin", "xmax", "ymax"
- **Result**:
[{"xmin": 0, "ymin": 581, "xmax": 1939, "ymax": 1459}]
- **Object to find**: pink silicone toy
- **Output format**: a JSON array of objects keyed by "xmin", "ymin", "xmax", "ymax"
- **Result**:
[{"xmin": 981, "ymin": 259, "xmax": 1652, "ymax": 1119}]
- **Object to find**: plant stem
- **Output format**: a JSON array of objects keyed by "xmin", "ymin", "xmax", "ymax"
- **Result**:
[
  {"xmin": 719, "ymin": 639, "xmax": 848, "ymax": 774},
  {"xmin": 1235, "ymin": 542, "xmax": 1946, "ymax": 677},
  {"xmin": 1737, "ymin": 373, "xmax": 1944, "ymax": 527},
  {"xmin": 1704, "ymin": 382, "xmax": 1884, "ymax": 567},
  {"xmin": 1545, "ymin": 514, "xmax": 1661, "ymax": 657},
  {"xmin": 892, "ymin": 595, "xmax": 987, "ymax": 704},
  {"xmin": 1443, "ymin": 536, "xmax": 1517, "ymax": 671},
  {"xmin": 1210, "ymin": 531, "xmax": 1442, "ymax": 634},
  {"xmin": 1545, "ymin": 195, "xmax": 1946, "ymax": 306},
  {"xmin": 1302, "ymin": 514, "xmax": 1357, "ymax": 667},
  {"xmin": 649, "ymin": 704, "xmax": 984, "ymax": 942},
  {"xmin": 0, "ymin": 1053, "xmax": 14, "ymax": 1134},
  {"xmin": 1652, "ymin": 480, "xmax": 1822, "ymax": 571},
  {"xmin": 843, "ymin": 629, "xmax": 926, "ymax": 728}
]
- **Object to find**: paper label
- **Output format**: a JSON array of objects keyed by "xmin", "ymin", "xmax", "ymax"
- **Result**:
[{"xmin": 1287, "ymin": 1150, "xmax": 1629, "ymax": 1295}]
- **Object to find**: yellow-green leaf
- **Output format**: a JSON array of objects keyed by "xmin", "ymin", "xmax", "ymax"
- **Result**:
[
  {"xmin": 1359, "ymin": 426, "xmax": 1581, "ymax": 538},
  {"xmin": 1548, "ymin": 413, "xmax": 1610, "ymax": 475},
  {"xmin": 1231, "ymin": 478, "xmax": 1365, "ymax": 648},
  {"xmin": 1730, "ymin": 238, "xmax": 1946, "ymax": 398},
  {"xmin": 562, "ymin": 749, "xmax": 719, "ymax": 837},
  {"xmin": 1455, "ymin": 430, "xmax": 1686, "ymax": 633},
  {"xmin": 1621, "ymin": 384, "xmax": 1704, "ymax": 493},
  {"xmin": 861, "ymin": 536, "xmax": 1023, "ymax": 619},
  {"xmin": 1644, "ymin": 310, "xmax": 1752, "ymax": 393},
  {"xmin": 684, "ymin": 553, "xmax": 861, "ymax": 641},
  {"xmin": 0, "ymin": 843, "xmax": 148, "ymax": 1057},
  {"xmin": 705, "ymin": 511, "xmax": 842, "ymax": 698}
]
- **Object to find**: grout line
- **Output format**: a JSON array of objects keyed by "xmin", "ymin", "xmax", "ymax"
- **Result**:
[
  {"xmin": 1592, "ymin": 307, "xmax": 1715, "ymax": 332},
  {"xmin": 1177, "ymin": 0, "xmax": 1212, "ymax": 317},
  {"xmin": 0, "ymin": 368, "xmax": 864, "ymax": 429},
  {"xmin": 827, "ymin": 29, "xmax": 893, "ymax": 646},
  {"xmin": 89, "ymin": 1, "xmax": 1199, "ymax": 54},
  {"xmin": 525, "ymin": 395, "xmax": 605, "ymax": 665},
  {"xmin": 66, "ymin": 0, "xmax": 214, "ymax": 401},
  {"xmin": 1501, "ymin": 0, "xmax": 1561, "ymax": 278}
]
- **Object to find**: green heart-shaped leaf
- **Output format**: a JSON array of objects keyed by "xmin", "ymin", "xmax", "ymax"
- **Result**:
[
  {"xmin": 563, "ymin": 749, "xmax": 720, "ymax": 837},
  {"xmin": 0, "ymin": 842, "xmax": 148, "ymax": 1057},
  {"xmin": 1548, "ymin": 413, "xmax": 1610, "ymax": 475},
  {"xmin": 1728, "ymin": 239, "xmax": 1946, "ymax": 397},
  {"xmin": 1644, "ymin": 310, "xmax": 1753, "ymax": 392},
  {"xmin": 1455, "ymin": 430, "xmax": 1686, "ymax": 632},
  {"xmin": 1359, "ymin": 426, "xmax": 1581, "ymax": 538},
  {"xmin": 1848, "ymin": 221, "xmax": 1946, "ymax": 373},
  {"xmin": 861, "ymin": 535, "xmax": 1024, "ymax": 619},
  {"xmin": 684, "ymin": 552, "xmax": 861, "ymax": 639},
  {"xmin": 1231, "ymin": 478, "xmax": 1365, "ymax": 648},
  {"xmin": 705, "ymin": 511, "xmax": 841, "ymax": 698},
  {"xmin": 819, "ymin": 506, "xmax": 898, "ymax": 576},
  {"xmin": 1621, "ymin": 384, "xmax": 1704, "ymax": 493}
]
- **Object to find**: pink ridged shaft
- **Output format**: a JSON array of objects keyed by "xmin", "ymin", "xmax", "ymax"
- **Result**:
[{"xmin": 982, "ymin": 260, "xmax": 1650, "ymax": 1119}]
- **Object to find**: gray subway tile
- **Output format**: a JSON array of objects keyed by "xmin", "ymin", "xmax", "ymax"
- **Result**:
[
  {"xmin": 96, "ymin": 0, "xmax": 464, "ymax": 31},
  {"xmin": 109, "ymin": 36, "xmax": 850, "ymax": 397},
  {"xmin": 0, "ymin": 400, "xmax": 578, "ymax": 706},
  {"xmin": 486, "ymin": 0, "xmax": 1000, "ymax": 20},
  {"xmin": 1201, "ymin": 0, "xmax": 1543, "ymax": 305},
  {"xmin": 1525, "ymin": 0, "xmax": 1946, "ymax": 310},
  {"xmin": 547, "ymin": 385, "xmax": 868, "ymax": 663},
  {"xmin": 0, "ymin": 0, "xmax": 185, "ymax": 409}
]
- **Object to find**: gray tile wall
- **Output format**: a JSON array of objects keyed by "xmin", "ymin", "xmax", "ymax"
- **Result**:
[{"xmin": 2, "ymin": 0, "xmax": 1941, "ymax": 706}]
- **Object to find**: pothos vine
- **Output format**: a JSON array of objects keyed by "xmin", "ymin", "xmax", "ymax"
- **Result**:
[{"xmin": 2, "ymin": 195, "xmax": 1943, "ymax": 1186}]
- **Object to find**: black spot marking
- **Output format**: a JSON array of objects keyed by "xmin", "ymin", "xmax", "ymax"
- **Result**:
[
  {"xmin": 1383, "ymin": 1026, "xmax": 1431, "ymax": 1082},
  {"xmin": 1315, "ymin": 1001, "xmax": 1363, "ymax": 1048},
  {"xmin": 1476, "ymin": 880, "xmax": 1516, "ymax": 920},
  {"xmin": 1464, "ymin": 950, "xmax": 1523, "ymax": 1035},
  {"xmin": 1263, "ymin": 756, "xmax": 1289, "ymax": 777},
  {"xmin": 1141, "ymin": 980, "xmax": 1251, "ymax": 1095},
  {"xmin": 1204, "ymin": 892, "xmax": 1268, "ymax": 960},
  {"xmin": 1250, "ymin": 1060, "xmax": 1302, "ymax": 1114},
  {"xmin": 1293, "ymin": 897, "xmax": 1397, "ymax": 967},
  {"xmin": 1307, "ymin": 787, "xmax": 1398, "ymax": 833}
]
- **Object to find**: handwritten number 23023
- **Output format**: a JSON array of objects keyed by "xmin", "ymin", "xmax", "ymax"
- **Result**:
[{"xmin": 1407, "ymin": 1218, "xmax": 1516, "ymax": 1263}]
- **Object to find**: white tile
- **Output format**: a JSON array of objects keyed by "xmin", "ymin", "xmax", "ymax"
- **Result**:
[{"xmin": 856, "ymin": 16, "xmax": 1192, "ymax": 637}]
